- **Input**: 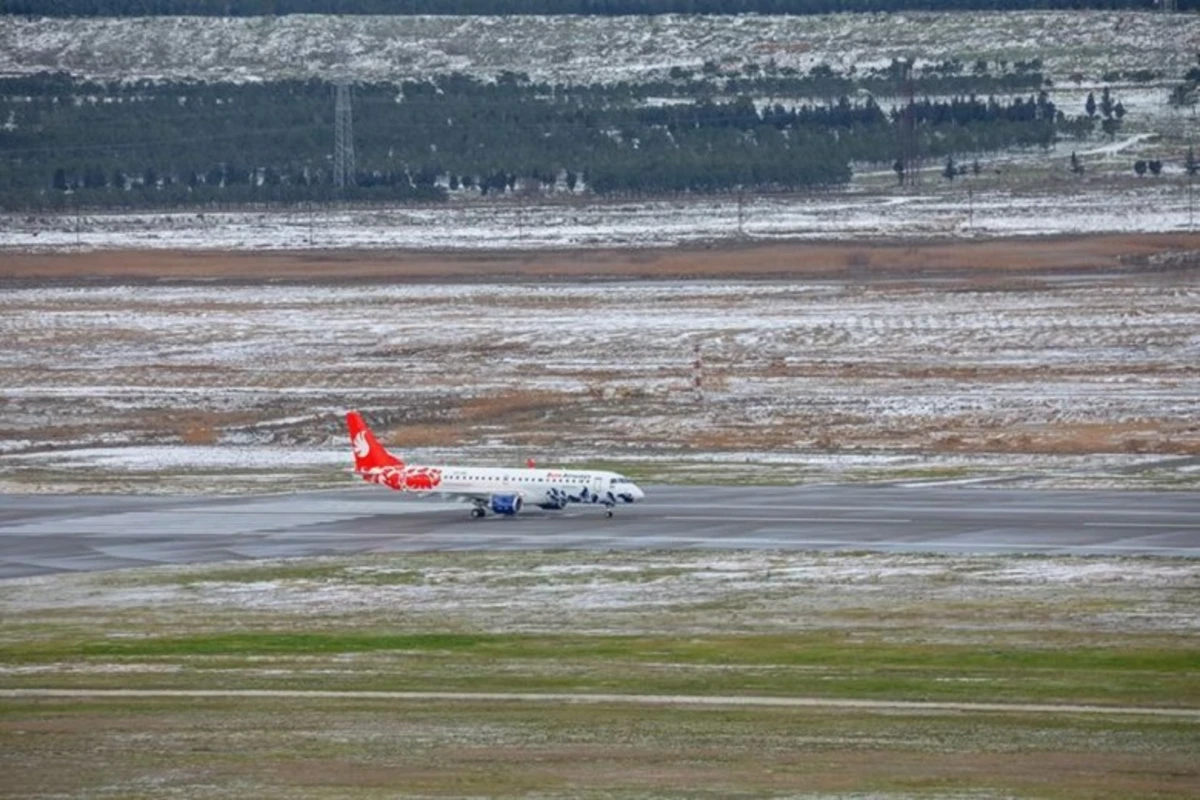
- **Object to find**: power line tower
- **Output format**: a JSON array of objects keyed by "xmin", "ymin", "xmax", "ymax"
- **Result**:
[
  {"xmin": 333, "ymin": 81, "xmax": 356, "ymax": 190},
  {"xmin": 896, "ymin": 59, "xmax": 920, "ymax": 189}
]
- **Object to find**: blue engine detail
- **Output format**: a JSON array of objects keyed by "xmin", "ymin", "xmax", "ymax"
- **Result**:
[
  {"xmin": 489, "ymin": 493, "xmax": 523, "ymax": 516},
  {"xmin": 537, "ymin": 487, "xmax": 569, "ymax": 510}
]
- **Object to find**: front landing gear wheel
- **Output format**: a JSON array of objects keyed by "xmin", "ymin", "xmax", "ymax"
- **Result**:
[
  {"xmin": 605, "ymin": 508, "xmax": 614, "ymax": 518},
  {"xmin": 470, "ymin": 507, "xmax": 486, "ymax": 519}
]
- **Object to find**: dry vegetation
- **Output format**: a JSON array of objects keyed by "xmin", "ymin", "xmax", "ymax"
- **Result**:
[
  {"xmin": 4, "ymin": 232, "xmax": 1200, "ymax": 282},
  {"xmin": 1, "ymin": 238, "xmax": 1199, "ymax": 489}
]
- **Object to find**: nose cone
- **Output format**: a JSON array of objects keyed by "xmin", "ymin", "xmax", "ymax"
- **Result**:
[{"xmin": 631, "ymin": 483, "xmax": 645, "ymax": 502}]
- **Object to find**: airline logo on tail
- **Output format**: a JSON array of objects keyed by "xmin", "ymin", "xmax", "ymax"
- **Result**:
[
  {"xmin": 352, "ymin": 431, "xmax": 371, "ymax": 460},
  {"xmin": 346, "ymin": 411, "xmax": 404, "ymax": 471}
]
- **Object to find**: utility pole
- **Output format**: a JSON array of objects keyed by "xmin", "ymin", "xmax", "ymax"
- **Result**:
[
  {"xmin": 736, "ymin": 185, "xmax": 745, "ymax": 238},
  {"xmin": 1189, "ymin": 138, "xmax": 1196, "ymax": 233},
  {"xmin": 896, "ymin": 58, "xmax": 920, "ymax": 189},
  {"xmin": 333, "ymin": 81, "xmax": 356, "ymax": 191}
]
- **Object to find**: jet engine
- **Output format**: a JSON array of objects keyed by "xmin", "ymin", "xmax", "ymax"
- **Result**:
[
  {"xmin": 536, "ymin": 486, "xmax": 569, "ymax": 510},
  {"xmin": 489, "ymin": 493, "xmax": 523, "ymax": 516}
]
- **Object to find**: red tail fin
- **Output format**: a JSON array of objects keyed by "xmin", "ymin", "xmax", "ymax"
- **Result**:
[{"xmin": 346, "ymin": 411, "xmax": 403, "ymax": 472}]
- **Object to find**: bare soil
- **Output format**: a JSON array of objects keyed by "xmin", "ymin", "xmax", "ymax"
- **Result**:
[
  {"xmin": 3, "ymin": 234, "xmax": 1199, "ymax": 490},
  {"xmin": 5, "ymin": 232, "xmax": 1200, "ymax": 283}
]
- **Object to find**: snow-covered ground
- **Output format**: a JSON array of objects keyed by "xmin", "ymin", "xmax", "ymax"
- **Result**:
[
  {"xmin": 3, "ymin": 182, "xmax": 1197, "ymax": 251},
  {"xmin": 1, "ymin": 279, "xmax": 1196, "ymax": 492},
  {"xmin": 1, "ymin": 12, "xmax": 1194, "ymax": 87},
  {"xmin": 2, "ymin": 11, "xmax": 1195, "ymax": 251},
  {"xmin": 3, "ymin": 550, "xmax": 1196, "ymax": 639}
]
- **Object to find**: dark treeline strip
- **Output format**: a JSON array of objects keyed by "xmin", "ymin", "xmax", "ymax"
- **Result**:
[
  {"xmin": 0, "ymin": 0, "xmax": 1188, "ymax": 17},
  {"xmin": 0, "ymin": 72, "xmax": 1085, "ymax": 210},
  {"xmin": 0, "ymin": 57, "xmax": 1052, "ymax": 102}
]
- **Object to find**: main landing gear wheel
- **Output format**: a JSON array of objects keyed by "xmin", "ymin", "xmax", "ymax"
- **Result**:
[
  {"xmin": 605, "ymin": 508, "xmax": 614, "ymax": 518},
  {"xmin": 470, "ymin": 507, "xmax": 486, "ymax": 519}
]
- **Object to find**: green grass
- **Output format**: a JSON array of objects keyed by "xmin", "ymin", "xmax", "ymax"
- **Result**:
[
  {"xmin": 2, "ymin": 697, "xmax": 1197, "ymax": 799},
  {"xmin": 4, "ymin": 631, "xmax": 1196, "ymax": 707},
  {"xmin": 39, "ymin": 632, "xmax": 1190, "ymax": 672}
]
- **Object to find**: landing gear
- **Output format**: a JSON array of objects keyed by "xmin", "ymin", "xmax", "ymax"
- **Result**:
[
  {"xmin": 470, "ymin": 505, "xmax": 486, "ymax": 519},
  {"xmin": 604, "ymin": 506, "xmax": 614, "ymax": 518}
]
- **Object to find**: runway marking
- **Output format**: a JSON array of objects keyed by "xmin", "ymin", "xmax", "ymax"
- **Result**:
[
  {"xmin": 654, "ymin": 503, "xmax": 1200, "ymax": 519},
  {"xmin": 1083, "ymin": 522, "xmax": 1196, "ymax": 529},
  {"xmin": 4, "ymin": 688, "xmax": 1197, "ymax": 719},
  {"xmin": 665, "ymin": 516, "xmax": 913, "ymax": 524},
  {"xmin": 656, "ymin": 538, "xmax": 1200, "ymax": 554}
]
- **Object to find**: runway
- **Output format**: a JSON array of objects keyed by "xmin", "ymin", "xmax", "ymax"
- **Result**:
[{"xmin": 2, "ymin": 485, "xmax": 1198, "ymax": 579}]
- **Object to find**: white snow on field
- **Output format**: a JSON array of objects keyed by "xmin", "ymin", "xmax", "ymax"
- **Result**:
[
  {"xmin": 0, "ymin": 280, "xmax": 1196, "ymax": 491},
  {"xmin": 0, "ymin": 443, "xmax": 1166, "ymax": 484},
  {"xmin": 0, "ymin": 445, "xmax": 346, "ymax": 471},
  {"xmin": 1, "ymin": 12, "xmax": 1194, "ymax": 87},
  {"xmin": 3, "ymin": 183, "xmax": 1197, "ymax": 252},
  {"xmin": 5, "ymin": 552, "xmax": 1196, "ymax": 638}
]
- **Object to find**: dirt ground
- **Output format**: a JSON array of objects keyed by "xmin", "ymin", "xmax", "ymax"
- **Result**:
[
  {"xmin": 3, "ymin": 232, "xmax": 1199, "ymax": 491},
  {"xmin": 4, "ymin": 232, "xmax": 1200, "ymax": 282}
]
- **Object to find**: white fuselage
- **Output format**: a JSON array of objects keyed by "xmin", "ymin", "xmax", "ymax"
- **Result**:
[
  {"xmin": 434, "ymin": 466, "xmax": 643, "ymax": 509},
  {"xmin": 357, "ymin": 460, "xmax": 644, "ymax": 512}
]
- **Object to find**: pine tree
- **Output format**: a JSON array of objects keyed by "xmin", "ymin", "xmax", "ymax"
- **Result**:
[
  {"xmin": 942, "ymin": 156, "xmax": 956, "ymax": 181},
  {"xmin": 1085, "ymin": 92, "xmax": 1096, "ymax": 118}
]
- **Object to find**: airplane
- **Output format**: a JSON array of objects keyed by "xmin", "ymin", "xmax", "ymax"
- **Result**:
[{"xmin": 346, "ymin": 410, "xmax": 645, "ymax": 518}]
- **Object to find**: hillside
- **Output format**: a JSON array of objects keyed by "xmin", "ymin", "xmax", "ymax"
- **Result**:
[
  {"xmin": 1, "ymin": 11, "xmax": 1194, "ymax": 85},
  {"xmin": 1, "ymin": 10, "xmax": 1196, "ymax": 227}
]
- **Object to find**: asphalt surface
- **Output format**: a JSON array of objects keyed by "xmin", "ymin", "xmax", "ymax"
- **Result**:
[{"xmin": 2, "ymin": 485, "xmax": 1198, "ymax": 579}]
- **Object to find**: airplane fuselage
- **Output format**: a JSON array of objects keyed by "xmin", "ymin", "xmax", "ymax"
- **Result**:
[{"xmin": 358, "ymin": 462, "xmax": 643, "ymax": 513}]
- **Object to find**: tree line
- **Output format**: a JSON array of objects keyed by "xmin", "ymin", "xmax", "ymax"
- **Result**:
[
  {"xmin": 1, "ymin": 0, "xmax": 1191, "ymax": 16},
  {"xmin": 0, "ymin": 71, "xmax": 1093, "ymax": 210}
]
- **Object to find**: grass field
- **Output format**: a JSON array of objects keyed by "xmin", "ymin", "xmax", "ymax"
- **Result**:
[
  {"xmin": 2, "ymin": 551, "xmax": 1197, "ymax": 798},
  {"xmin": 2, "ymin": 696, "xmax": 1196, "ymax": 799}
]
